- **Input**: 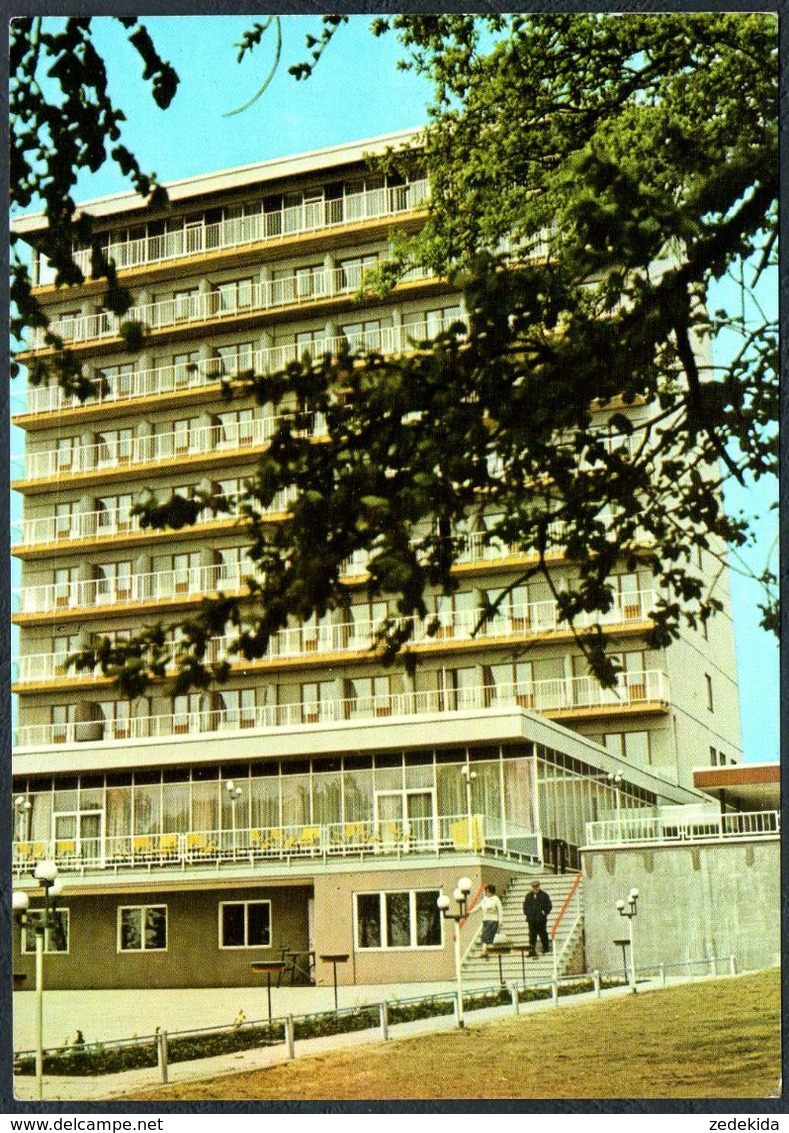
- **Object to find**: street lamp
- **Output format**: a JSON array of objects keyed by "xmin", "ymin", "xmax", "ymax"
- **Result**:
[
  {"xmin": 607, "ymin": 773, "xmax": 623, "ymax": 822},
  {"xmin": 616, "ymin": 887, "xmax": 639, "ymax": 993},
  {"xmin": 13, "ymin": 861, "xmax": 63, "ymax": 1100},
  {"xmin": 460, "ymin": 764, "xmax": 477, "ymax": 847},
  {"xmin": 14, "ymin": 795, "xmax": 32, "ymax": 842},
  {"xmin": 226, "ymin": 780, "xmax": 242, "ymax": 857},
  {"xmin": 437, "ymin": 875, "xmax": 473, "ymax": 1028}
]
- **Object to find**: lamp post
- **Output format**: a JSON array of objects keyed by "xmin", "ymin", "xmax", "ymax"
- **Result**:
[
  {"xmin": 607, "ymin": 773, "xmax": 623, "ymax": 822},
  {"xmin": 13, "ymin": 861, "xmax": 63, "ymax": 1100},
  {"xmin": 616, "ymin": 887, "xmax": 639, "ymax": 993},
  {"xmin": 226, "ymin": 780, "xmax": 242, "ymax": 857},
  {"xmin": 460, "ymin": 764, "xmax": 477, "ymax": 847},
  {"xmin": 14, "ymin": 794, "xmax": 32, "ymax": 843},
  {"xmin": 437, "ymin": 875, "xmax": 473, "ymax": 1028}
]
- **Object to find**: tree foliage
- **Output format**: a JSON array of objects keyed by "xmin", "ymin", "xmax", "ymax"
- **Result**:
[{"xmin": 10, "ymin": 14, "xmax": 778, "ymax": 697}]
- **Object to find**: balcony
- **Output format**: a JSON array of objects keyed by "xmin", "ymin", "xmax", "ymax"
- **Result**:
[
  {"xmin": 13, "ymin": 321, "xmax": 454, "ymax": 419},
  {"xmin": 12, "ymin": 670, "xmax": 670, "ymax": 747},
  {"xmin": 13, "ymin": 412, "xmax": 325, "ymax": 489},
  {"xmin": 12, "ymin": 592, "xmax": 659, "ymax": 681},
  {"xmin": 60, "ymin": 179, "xmax": 430, "ymax": 284},
  {"xmin": 584, "ymin": 809, "xmax": 780, "ymax": 848},
  {"xmin": 23, "ymin": 262, "xmax": 436, "ymax": 353},
  {"xmin": 12, "ymin": 491, "xmax": 294, "ymax": 554},
  {"xmin": 11, "ymin": 810, "xmax": 540, "ymax": 878},
  {"xmin": 13, "ymin": 563, "xmax": 246, "ymax": 618}
]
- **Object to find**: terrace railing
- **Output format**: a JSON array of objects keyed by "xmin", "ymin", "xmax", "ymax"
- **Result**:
[
  {"xmin": 10, "ymin": 810, "xmax": 540, "ymax": 876},
  {"xmin": 583, "ymin": 809, "xmax": 780, "ymax": 847}
]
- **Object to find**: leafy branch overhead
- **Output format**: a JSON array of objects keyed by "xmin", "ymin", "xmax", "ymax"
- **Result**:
[{"xmin": 9, "ymin": 14, "xmax": 777, "ymax": 700}]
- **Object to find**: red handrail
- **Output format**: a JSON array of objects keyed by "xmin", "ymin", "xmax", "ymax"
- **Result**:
[{"xmin": 549, "ymin": 871, "xmax": 582, "ymax": 941}]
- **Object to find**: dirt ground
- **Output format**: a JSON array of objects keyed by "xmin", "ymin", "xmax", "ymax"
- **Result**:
[{"xmin": 121, "ymin": 968, "xmax": 781, "ymax": 1101}]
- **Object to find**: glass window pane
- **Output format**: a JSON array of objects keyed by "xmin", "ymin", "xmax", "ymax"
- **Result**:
[
  {"xmin": 222, "ymin": 903, "xmax": 245, "ymax": 947},
  {"xmin": 415, "ymin": 891, "xmax": 441, "ymax": 946},
  {"xmin": 356, "ymin": 893, "xmax": 381, "ymax": 948},
  {"xmin": 385, "ymin": 891, "xmax": 411, "ymax": 947},
  {"xmin": 120, "ymin": 907, "xmax": 142, "ymax": 951},
  {"xmin": 247, "ymin": 902, "xmax": 271, "ymax": 946},
  {"xmin": 145, "ymin": 906, "xmax": 167, "ymax": 950}
]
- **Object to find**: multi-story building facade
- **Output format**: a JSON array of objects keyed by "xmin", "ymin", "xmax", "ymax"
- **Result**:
[{"xmin": 10, "ymin": 131, "xmax": 743, "ymax": 990}]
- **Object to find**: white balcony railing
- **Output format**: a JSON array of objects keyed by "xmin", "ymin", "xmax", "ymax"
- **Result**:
[
  {"xmin": 12, "ymin": 670, "xmax": 669, "ymax": 746},
  {"xmin": 10, "ymin": 808, "xmax": 542, "ymax": 878},
  {"xmin": 14, "ymin": 412, "xmax": 326, "ymax": 483},
  {"xmin": 24, "ymin": 261, "xmax": 436, "ymax": 351},
  {"xmin": 584, "ymin": 809, "xmax": 780, "ymax": 847},
  {"xmin": 13, "ymin": 564, "xmax": 247, "ymax": 617},
  {"xmin": 14, "ymin": 319, "xmax": 456, "ymax": 417},
  {"xmin": 12, "ymin": 490, "xmax": 295, "ymax": 549},
  {"xmin": 62, "ymin": 179, "xmax": 430, "ymax": 282}
]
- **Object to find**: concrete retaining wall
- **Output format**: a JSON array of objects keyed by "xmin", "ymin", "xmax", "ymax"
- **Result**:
[{"xmin": 581, "ymin": 838, "xmax": 780, "ymax": 975}]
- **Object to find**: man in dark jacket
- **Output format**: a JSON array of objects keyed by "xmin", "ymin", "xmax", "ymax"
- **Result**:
[{"xmin": 523, "ymin": 879, "xmax": 552, "ymax": 956}]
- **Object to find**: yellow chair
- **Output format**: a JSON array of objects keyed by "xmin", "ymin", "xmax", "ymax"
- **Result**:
[
  {"xmin": 133, "ymin": 834, "xmax": 153, "ymax": 857},
  {"xmin": 450, "ymin": 814, "xmax": 485, "ymax": 851},
  {"xmin": 15, "ymin": 842, "xmax": 32, "ymax": 863},
  {"xmin": 55, "ymin": 839, "xmax": 76, "ymax": 857},
  {"xmin": 158, "ymin": 833, "xmax": 179, "ymax": 857},
  {"xmin": 297, "ymin": 825, "xmax": 322, "ymax": 853}
]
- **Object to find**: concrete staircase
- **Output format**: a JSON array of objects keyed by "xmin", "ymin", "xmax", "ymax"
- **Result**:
[{"xmin": 463, "ymin": 871, "xmax": 584, "ymax": 985}]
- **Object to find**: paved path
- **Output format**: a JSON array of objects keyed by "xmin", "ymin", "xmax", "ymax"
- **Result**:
[{"xmin": 11, "ymin": 981, "xmax": 649, "ymax": 1102}]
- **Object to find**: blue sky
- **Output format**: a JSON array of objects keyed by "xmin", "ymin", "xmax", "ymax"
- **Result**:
[{"xmin": 13, "ymin": 14, "xmax": 779, "ymax": 763}]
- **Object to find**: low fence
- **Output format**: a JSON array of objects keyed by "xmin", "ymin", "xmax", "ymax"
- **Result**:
[{"xmin": 15, "ymin": 956, "xmax": 743, "ymax": 1081}]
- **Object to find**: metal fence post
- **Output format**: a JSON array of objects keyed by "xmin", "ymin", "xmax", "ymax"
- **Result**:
[
  {"xmin": 156, "ymin": 1029, "xmax": 168, "ymax": 1084},
  {"xmin": 453, "ymin": 992, "xmax": 461, "ymax": 1028},
  {"xmin": 709, "ymin": 955, "xmax": 717, "ymax": 977},
  {"xmin": 729, "ymin": 954, "xmax": 737, "ymax": 976},
  {"xmin": 285, "ymin": 1014, "xmax": 295, "ymax": 1060},
  {"xmin": 379, "ymin": 1001, "xmax": 389, "ymax": 1041},
  {"xmin": 510, "ymin": 984, "xmax": 519, "ymax": 1015},
  {"xmin": 659, "ymin": 963, "xmax": 666, "ymax": 986},
  {"xmin": 592, "ymin": 969, "xmax": 601, "ymax": 999},
  {"xmin": 551, "ymin": 980, "xmax": 559, "ymax": 1006}
]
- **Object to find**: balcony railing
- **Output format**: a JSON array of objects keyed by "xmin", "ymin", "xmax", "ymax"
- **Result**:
[
  {"xmin": 14, "ymin": 320, "xmax": 457, "ymax": 417},
  {"xmin": 13, "ymin": 563, "xmax": 247, "ymax": 616},
  {"xmin": 14, "ymin": 412, "xmax": 325, "ymax": 484},
  {"xmin": 12, "ymin": 591, "xmax": 659, "ymax": 677},
  {"xmin": 12, "ymin": 670, "xmax": 669, "ymax": 747},
  {"xmin": 61, "ymin": 180, "xmax": 430, "ymax": 282},
  {"xmin": 12, "ymin": 490, "xmax": 295, "ymax": 549},
  {"xmin": 584, "ymin": 809, "xmax": 780, "ymax": 847},
  {"xmin": 11, "ymin": 810, "xmax": 540, "ymax": 877},
  {"xmin": 24, "ymin": 261, "xmax": 436, "ymax": 351}
]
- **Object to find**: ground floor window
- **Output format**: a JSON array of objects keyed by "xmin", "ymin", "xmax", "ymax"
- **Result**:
[
  {"xmin": 21, "ymin": 909, "xmax": 69, "ymax": 954},
  {"xmin": 355, "ymin": 889, "xmax": 441, "ymax": 950},
  {"xmin": 220, "ymin": 900, "xmax": 272, "ymax": 948},
  {"xmin": 118, "ymin": 904, "xmax": 167, "ymax": 952}
]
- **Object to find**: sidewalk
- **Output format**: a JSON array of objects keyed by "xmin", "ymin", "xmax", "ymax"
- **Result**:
[{"xmin": 11, "ymin": 980, "xmax": 650, "ymax": 1102}]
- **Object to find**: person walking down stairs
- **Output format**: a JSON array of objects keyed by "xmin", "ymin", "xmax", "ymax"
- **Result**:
[
  {"xmin": 523, "ymin": 879, "xmax": 553, "ymax": 957},
  {"xmin": 476, "ymin": 884, "xmax": 504, "ymax": 958}
]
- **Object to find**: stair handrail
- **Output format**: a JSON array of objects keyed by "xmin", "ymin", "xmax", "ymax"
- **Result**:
[
  {"xmin": 549, "ymin": 870, "xmax": 582, "ymax": 944},
  {"xmin": 550, "ymin": 871, "xmax": 582, "ymax": 982}
]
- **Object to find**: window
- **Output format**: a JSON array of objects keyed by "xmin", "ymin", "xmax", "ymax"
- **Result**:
[
  {"xmin": 216, "ymin": 342, "xmax": 253, "ymax": 376},
  {"xmin": 341, "ymin": 320, "xmax": 382, "ymax": 353},
  {"xmin": 173, "ymin": 288, "xmax": 199, "ymax": 322},
  {"xmin": 710, "ymin": 746, "xmax": 718, "ymax": 767},
  {"xmin": 339, "ymin": 254, "xmax": 378, "ymax": 291},
  {"xmin": 22, "ymin": 910, "xmax": 70, "ymax": 954},
  {"xmin": 219, "ymin": 900, "xmax": 271, "ymax": 948},
  {"xmin": 118, "ymin": 905, "xmax": 167, "ymax": 951},
  {"xmin": 215, "ymin": 278, "xmax": 253, "ymax": 313},
  {"xmin": 705, "ymin": 674, "xmax": 714, "ymax": 712},
  {"xmin": 355, "ymin": 890, "xmax": 441, "ymax": 950}
]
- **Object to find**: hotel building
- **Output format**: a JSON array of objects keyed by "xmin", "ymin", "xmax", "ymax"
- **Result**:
[{"xmin": 10, "ymin": 131, "xmax": 745, "ymax": 990}]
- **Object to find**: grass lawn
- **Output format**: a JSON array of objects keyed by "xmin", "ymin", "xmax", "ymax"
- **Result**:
[{"xmin": 122, "ymin": 969, "xmax": 781, "ymax": 1101}]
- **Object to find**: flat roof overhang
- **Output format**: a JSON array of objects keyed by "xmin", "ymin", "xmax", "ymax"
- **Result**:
[
  {"xmin": 13, "ymin": 704, "xmax": 704, "ymax": 808},
  {"xmin": 11, "ymin": 128, "xmax": 424, "ymax": 237},
  {"xmin": 693, "ymin": 762, "xmax": 780, "ymax": 812}
]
